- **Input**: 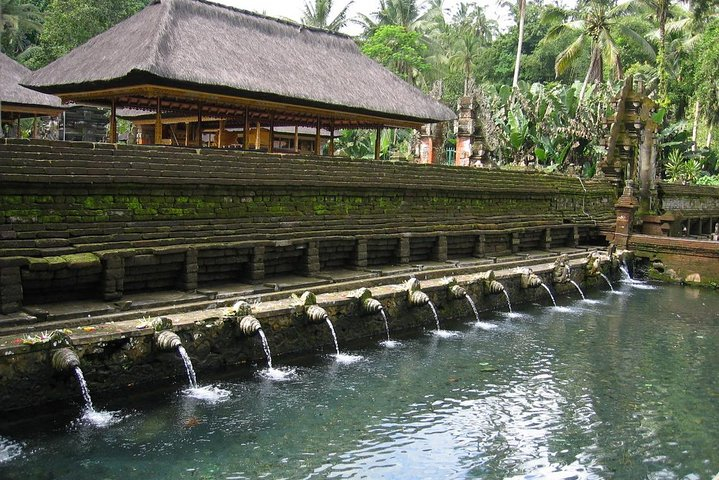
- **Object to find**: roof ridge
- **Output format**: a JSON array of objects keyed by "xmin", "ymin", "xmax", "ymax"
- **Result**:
[{"xmin": 169, "ymin": 0, "xmax": 354, "ymax": 39}]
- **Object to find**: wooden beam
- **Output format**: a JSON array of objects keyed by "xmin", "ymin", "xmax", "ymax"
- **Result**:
[
  {"xmin": 294, "ymin": 125, "xmax": 299, "ymax": 153},
  {"xmin": 56, "ymin": 84, "xmax": 425, "ymax": 129},
  {"xmin": 218, "ymin": 119, "xmax": 225, "ymax": 148},
  {"xmin": 375, "ymin": 127, "xmax": 382, "ymax": 160},
  {"xmin": 329, "ymin": 119, "xmax": 335, "ymax": 156},
  {"xmin": 109, "ymin": 98, "xmax": 117, "ymax": 143},
  {"xmin": 197, "ymin": 103, "xmax": 203, "ymax": 147},
  {"xmin": 154, "ymin": 97, "xmax": 162, "ymax": 145},
  {"xmin": 243, "ymin": 107, "xmax": 249, "ymax": 150},
  {"xmin": 315, "ymin": 116, "xmax": 321, "ymax": 155}
]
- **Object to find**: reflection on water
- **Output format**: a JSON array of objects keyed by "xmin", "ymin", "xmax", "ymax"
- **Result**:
[{"xmin": 1, "ymin": 283, "xmax": 718, "ymax": 479}]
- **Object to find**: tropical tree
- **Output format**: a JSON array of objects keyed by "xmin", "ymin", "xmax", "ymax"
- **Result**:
[
  {"xmin": 512, "ymin": 0, "xmax": 527, "ymax": 88},
  {"xmin": 543, "ymin": 2, "xmax": 653, "ymax": 100},
  {"xmin": 301, "ymin": 0, "xmax": 353, "ymax": 32},
  {"xmin": 0, "ymin": 0, "xmax": 43, "ymax": 57},
  {"xmin": 448, "ymin": 3, "xmax": 496, "ymax": 95},
  {"xmin": 361, "ymin": 24, "xmax": 428, "ymax": 83}
]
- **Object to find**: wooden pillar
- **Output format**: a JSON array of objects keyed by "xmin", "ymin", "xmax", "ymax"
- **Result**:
[
  {"xmin": 375, "ymin": 127, "xmax": 382, "ymax": 160},
  {"xmin": 31, "ymin": 117, "xmax": 37, "ymax": 139},
  {"xmin": 243, "ymin": 107, "xmax": 249, "ymax": 150},
  {"xmin": 196, "ymin": 103, "xmax": 203, "ymax": 147},
  {"xmin": 294, "ymin": 125, "xmax": 299, "ymax": 153},
  {"xmin": 218, "ymin": 119, "xmax": 225, "ymax": 148},
  {"xmin": 109, "ymin": 98, "xmax": 117, "ymax": 144},
  {"xmin": 185, "ymin": 122, "xmax": 190, "ymax": 146},
  {"xmin": 154, "ymin": 98, "xmax": 162, "ymax": 145},
  {"xmin": 268, "ymin": 113, "xmax": 274, "ymax": 154},
  {"xmin": 16, "ymin": 118, "xmax": 21, "ymax": 138},
  {"xmin": 315, "ymin": 116, "xmax": 321, "ymax": 155},
  {"xmin": 329, "ymin": 120, "xmax": 335, "ymax": 156},
  {"xmin": 255, "ymin": 121, "xmax": 261, "ymax": 150}
]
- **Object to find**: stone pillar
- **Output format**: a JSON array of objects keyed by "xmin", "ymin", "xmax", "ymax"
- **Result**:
[
  {"xmin": 0, "ymin": 262, "xmax": 23, "ymax": 314},
  {"xmin": 101, "ymin": 254, "xmax": 125, "ymax": 300},
  {"xmin": 473, "ymin": 234, "xmax": 486, "ymax": 257},
  {"xmin": 352, "ymin": 238, "xmax": 368, "ymax": 268},
  {"xmin": 572, "ymin": 226, "xmax": 580, "ymax": 247},
  {"xmin": 432, "ymin": 235, "xmax": 448, "ymax": 262},
  {"xmin": 455, "ymin": 96, "xmax": 475, "ymax": 167},
  {"xmin": 614, "ymin": 180, "xmax": 640, "ymax": 249},
  {"xmin": 419, "ymin": 134, "xmax": 433, "ymax": 164},
  {"xmin": 397, "ymin": 236, "xmax": 410, "ymax": 264},
  {"xmin": 301, "ymin": 241, "xmax": 320, "ymax": 276},
  {"xmin": 511, "ymin": 232, "xmax": 521, "ymax": 254},
  {"xmin": 543, "ymin": 228, "xmax": 552, "ymax": 250},
  {"xmin": 250, "ymin": 245, "xmax": 265, "ymax": 282},
  {"xmin": 638, "ymin": 125, "xmax": 656, "ymax": 212},
  {"xmin": 180, "ymin": 248, "xmax": 198, "ymax": 291}
]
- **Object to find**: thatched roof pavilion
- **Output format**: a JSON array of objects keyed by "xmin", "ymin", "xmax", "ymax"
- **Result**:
[
  {"xmin": 24, "ymin": 0, "xmax": 455, "ymax": 154},
  {"xmin": 0, "ymin": 53, "xmax": 63, "ymax": 135}
]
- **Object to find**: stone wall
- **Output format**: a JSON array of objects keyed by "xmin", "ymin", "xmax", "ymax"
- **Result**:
[{"xmin": 0, "ymin": 139, "xmax": 617, "ymax": 312}]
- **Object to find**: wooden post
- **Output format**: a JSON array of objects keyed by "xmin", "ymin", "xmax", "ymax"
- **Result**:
[
  {"xmin": 243, "ymin": 107, "xmax": 249, "ymax": 150},
  {"xmin": 218, "ymin": 119, "xmax": 225, "ymax": 148},
  {"xmin": 185, "ymin": 122, "xmax": 190, "ymax": 146},
  {"xmin": 329, "ymin": 119, "xmax": 335, "ymax": 156},
  {"xmin": 16, "ymin": 118, "xmax": 21, "ymax": 138},
  {"xmin": 196, "ymin": 103, "xmax": 203, "ymax": 147},
  {"xmin": 154, "ymin": 97, "xmax": 162, "ymax": 145},
  {"xmin": 109, "ymin": 98, "xmax": 117, "ymax": 143},
  {"xmin": 315, "ymin": 116, "xmax": 321, "ymax": 155},
  {"xmin": 375, "ymin": 127, "xmax": 382, "ymax": 160},
  {"xmin": 255, "ymin": 121, "xmax": 261, "ymax": 150},
  {"xmin": 294, "ymin": 125, "xmax": 299, "ymax": 153},
  {"xmin": 31, "ymin": 117, "xmax": 37, "ymax": 139},
  {"xmin": 268, "ymin": 113, "xmax": 274, "ymax": 153}
]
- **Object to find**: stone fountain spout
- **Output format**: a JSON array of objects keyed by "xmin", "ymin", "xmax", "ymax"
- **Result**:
[
  {"xmin": 223, "ymin": 300, "xmax": 254, "ymax": 321},
  {"xmin": 239, "ymin": 315, "xmax": 262, "ymax": 336},
  {"xmin": 585, "ymin": 251, "xmax": 610, "ymax": 277},
  {"xmin": 291, "ymin": 291, "xmax": 330, "ymax": 323},
  {"xmin": 442, "ymin": 277, "xmax": 467, "ymax": 299},
  {"xmin": 348, "ymin": 287, "xmax": 383, "ymax": 315},
  {"xmin": 155, "ymin": 330, "xmax": 182, "ymax": 351},
  {"xmin": 52, "ymin": 348, "xmax": 80, "ymax": 373},
  {"xmin": 404, "ymin": 278, "xmax": 429, "ymax": 307},
  {"xmin": 520, "ymin": 268, "xmax": 543, "ymax": 289},
  {"xmin": 552, "ymin": 254, "xmax": 571, "ymax": 284},
  {"xmin": 475, "ymin": 270, "xmax": 504, "ymax": 294}
]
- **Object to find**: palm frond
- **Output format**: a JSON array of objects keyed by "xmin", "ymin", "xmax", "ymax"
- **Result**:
[
  {"xmin": 555, "ymin": 34, "xmax": 587, "ymax": 77},
  {"xmin": 619, "ymin": 25, "xmax": 656, "ymax": 61}
]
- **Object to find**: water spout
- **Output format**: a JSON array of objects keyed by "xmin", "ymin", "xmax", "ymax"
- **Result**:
[
  {"xmin": 348, "ymin": 287, "xmax": 383, "ymax": 314},
  {"xmin": 600, "ymin": 272, "xmax": 615, "ymax": 291},
  {"xmin": 502, "ymin": 290, "xmax": 513, "ymax": 314},
  {"xmin": 464, "ymin": 294, "xmax": 481, "ymax": 323},
  {"xmin": 379, "ymin": 308, "xmax": 391, "ymax": 342},
  {"xmin": 257, "ymin": 329, "xmax": 273, "ymax": 369},
  {"xmin": 325, "ymin": 318, "xmax": 340, "ymax": 355},
  {"xmin": 539, "ymin": 282, "xmax": 558, "ymax": 307},
  {"xmin": 155, "ymin": 330, "xmax": 197, "ymax": 389},
  {"xmin": 306, "ymin": 304, "xmax": 330, "ymax": 323},
  {"xmin": 405, "ymin": 278, "xmax": 430, "ymax": 306},
  {"xmin": 569, "ymin": 280, "xmax": 586, "ymax": 300},
  {"xmin": 428, "ymin": 301, "xmax": 441, "ymax": 331}
]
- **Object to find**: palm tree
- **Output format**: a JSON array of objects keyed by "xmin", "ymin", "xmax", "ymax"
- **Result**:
[
  {"xmin": 0, "ymin": 0, "xmax": 43, "ymax": 56},
  {"xmin": 301, "ymin": 0, "xmax": 354, "ymax": 32},
  {"xmin": 449, "ymin": 3, "xmax": 497, "ymax": 95},
  {"xmin": 544, "ymin": 2, "xmax": 653, "ymax": 100},
  {"xmin": 512, "ymin": 0, "xmax": 527, "ymax": 88},
  {"xmin": 355, "ymin": 0, "xmax": 424, "ymax": 37}
]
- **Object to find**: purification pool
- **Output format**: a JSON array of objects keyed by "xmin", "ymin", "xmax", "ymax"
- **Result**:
[{"xmin": 1, "ymin": 280, "xmax": 718, "ymax": 479}]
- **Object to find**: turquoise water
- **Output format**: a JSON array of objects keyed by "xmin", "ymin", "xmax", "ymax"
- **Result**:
[{"xmin": 1, "ymin": 281, "xmax": 718, "ymax": 479}]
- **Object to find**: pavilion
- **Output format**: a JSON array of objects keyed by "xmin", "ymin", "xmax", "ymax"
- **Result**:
[
  {"xmin": 24, "ymin": 0, "xmax": 455, "ymax": 158},
  {"xmin": 0, "ymin": 53, "xmax": 64, "ymax": 138}
]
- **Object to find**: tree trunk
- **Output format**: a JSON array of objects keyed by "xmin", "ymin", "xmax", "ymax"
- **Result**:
[
  {"xmin": 707, "ymin": 121, "xmax": 713, "ymax": 148},
  {"xmin": 512, "ymin": 0, "xmax": 526, "ymax": 88},
  {"xmin": 692, "ymin": 100, "xmax": 700, "ymax": 151}
]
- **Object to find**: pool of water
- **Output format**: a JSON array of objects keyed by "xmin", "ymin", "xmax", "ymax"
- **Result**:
[{"xmin": 1, "ymin": 281, "xmax": 718, "ymax": 479}]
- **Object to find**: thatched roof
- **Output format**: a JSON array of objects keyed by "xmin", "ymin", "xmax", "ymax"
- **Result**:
[
  {"xmin": 0, "ymin": 53, "xmax": 62, "ymax": 111},
  {"xmin": 25, "ymin": 0, "xmax": 455, "ymax": 125}
]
